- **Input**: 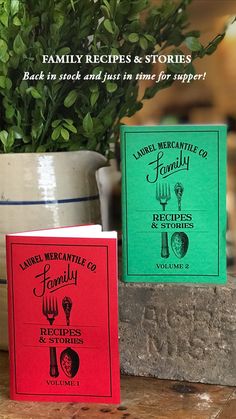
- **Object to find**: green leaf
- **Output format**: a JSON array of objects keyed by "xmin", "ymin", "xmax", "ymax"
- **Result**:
[
  {"xmin": 0, "ymin": 76, "xmax": 6, "ymax": 88},
  {"xmin": 0, "ymin": 52, "xmax": 9, "ymax": 63},
  {"xmin": 145, "ymin": 34, "xmax": 156, "ymax": 43},
  {"xmin": 13, "ymin": 34, "xmax": 27, "ymax": 55},
  {"xmin": 36, "ymin": 145, "xmax": 47, "ymax": 152},
  {"xmin": 27, "ymin": 87, "xmax": 42, "ymax": 99},
  {"xmin": 53, "ymin": 11, "xmax": 64, "ymax": 29},
  {"xmin": 167, "ymin": 62, "xmax": 184, "ymax": 73},
  {"xmin": 52, "ymin": 119, "xmax": 61, "ymax": 128},
  {"xmin": 12, "ymin": 126, "xmax": 23, "ymax": 139},
  {"xmin": 31, "ymin": 120, "xmax": 43, "ymax": 140},
  {"xmin": 52, "ymin": 126, "xmax": 61, "ymax": 140},
  {"xmin": 63, "ymin": 119, "xmax": 74, "ymax": 125},
  {"xmin": 93, "ymin": 66, "xmax": 104, "ymax": 76},
  {"xmin": 32, "ymin": 88, "xmax": 42, "ymax": 99},
  {"xmin": 56, "ymin": 47, "xmax": 71, "ymax": 55},
  {"xmin": 103, "ymin": 0, "xmax": 111, "ymax": 11},
  {"xmin": 1, "ymin": 52, "xmax": 10, "ymax": 64},
  {"xmin": 19, "ymin": 81, "xmax": 28, "ymax": 94},
  {"xmin": 101, "ymin": 5, "xmax": 110, "ymax": 18},
  {"xmin": 128, "ymin": 33, "xmax": 139, "ymax": 43},
  {"xmin": 63, "ymin": 123, "xmax": 77, "ymax": 133},
  {"xmin": 140, "ymin": 36, "xmax": 148, "ymax": 50},
  {"xmin": 143, "ymin": 77, "xmax": 174, "ymax": 100},
  {"xmin": 64, "ymin": 90, "xmax": 78, "ymax": 108},
  {"xmin": 13, "ymin": 16, "xmax": 21, "ymax": 26},
  {"xmin": 0, "ymin": 130, "xmax": 8, "ymax": 146},
  {"xmin": 111, "ymin": 47, "xmax": 120, "ymax": 55},
  {"xmin": 22, "ymin": 135, "xmax": 31, "ymax": 144},
  {"xmin": 5, "ymin": 105, "xmax": 15, "ymax": 119},
  {"xmin": 70, "ymin": 0, "xmax": 75, "ymax": 11},
  {"xmin": 160, "ymin": 1, "xmax": 176, "ymax": 18},
  {"xmin": 6, "ymin": 130, "xmax": 15, "ymax": 151},
  {"xmin": 117, "ymin": 0, "xmax": 131, "ymax": 15},
  {"xmin": 16, "ymin": 110, "xmax": 22, "ymax": 126},
  {"xmin": 9, "ymin": 53, "xmax": 19, "ymax": 67},
  {"xmin": 90, "ymin": 91, "xmax": 99, "ymax": 106},
  {"xmin": 89, "ymin": 84, "xmax": 99, "ymax": 93},
  {"xmin": 11, "ymin": 0, "xmax": 20, "ymax": 15},
  {"xmin": 184, "ymin": 30, "xmax": 201, "ymax": 38},
  {"xmin": 0, "ymin": 12, "xmax": 8, "ymax": 27},
  {"xmin": 185, "ymin": 37, "xmax": 202, "ymax": 52},
  {"xmin": 131, "ymin": 0, "xmax": 149, "ymax": 14},
  {"xmin": 83, "ymin": 113, "xmax": 93, "ymax": 133},
  {"xmin": 106, "ymin": 82, "xmax": 118, "ymax": 93},
  {"xmin": 61, "ymin": 128, "xmax": 70, "ymax": 141},
  {"xmin": 203, "ymin": 44, "xmax": 216, "ymax": 56},
  {"xmin": 127, "ymin": 13, "xmax": 138, "ymax": 21},
  {"xmin": 0, "ymin": 39, "xmax": 8, "ymax": 61},
  {"xmin": 104, "ymin": 19, "xmax": 114, "ymax": 34},
  {"xmin": 185, "ymin": 63, "xmax": 196, "ymax": 75},
  {"xmin": 205, "ymin": 34, "xmax": 225, "ymax": 55},
  {"xmin": 164, "ymin": 29, "xmax": 183, "ymax": 47}
]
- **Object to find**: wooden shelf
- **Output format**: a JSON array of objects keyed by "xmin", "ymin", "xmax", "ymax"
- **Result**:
[{"xmin": 1, "ymin": 351, "xmax": 236, "ymax": 418}]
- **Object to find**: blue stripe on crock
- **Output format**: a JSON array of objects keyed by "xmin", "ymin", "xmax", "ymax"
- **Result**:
[
  {"xmin": 0, "ymin": 279, "xmax": 7, "ymax": 285},
  {"xmin": 0, "ymin": 194, "xmax": 99, "ymax": 206}
]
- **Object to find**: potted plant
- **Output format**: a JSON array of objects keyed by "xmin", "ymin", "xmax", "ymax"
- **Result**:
[
  {"xmin": 0, "ymin": 0, "xmax": 228, "ymax": 347},
  {"xmin": 0, "ymin": 0, "xmax": 227, "ymax": 154}
]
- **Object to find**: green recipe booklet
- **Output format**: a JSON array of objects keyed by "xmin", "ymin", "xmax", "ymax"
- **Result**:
[{"xmin": 121, "ymin": 125, "xmax": 227, "ymax": 284}]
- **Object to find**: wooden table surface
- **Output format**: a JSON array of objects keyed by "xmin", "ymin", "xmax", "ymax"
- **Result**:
[{"xmin": 1, "ymin": 351, "xmax": 236, "ymax": 419}]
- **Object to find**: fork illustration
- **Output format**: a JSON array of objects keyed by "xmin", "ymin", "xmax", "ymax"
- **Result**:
[
  {"xmin": 42, "ymin": 296, "xmax": 59, "ymax": 378},
  {"xmin": 42, "ymin": 296, "xmax": 58, "ymax": 325},
  {"xmin": 156, "ymin": 183, "xmax": 171, "ymax": 211}
]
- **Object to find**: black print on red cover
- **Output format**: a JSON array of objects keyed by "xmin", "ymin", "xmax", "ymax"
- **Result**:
[
  {"xmin": 42, "ymin": 296, "xmax": 58, "ymax": 325},
  {"xmin": 62, "ymin": 296, "xmax": 72, "ymax": 326},
  {"xmin": 60, "ymin": 347, "xmax": 80, "ymax": 378},
  {"xmin": 42, "ymin": 296, "xmax": 59, "ymax": 377}
]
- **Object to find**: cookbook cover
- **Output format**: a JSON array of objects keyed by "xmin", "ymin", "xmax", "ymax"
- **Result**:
[
  {"xmin": 121, "ymin": 125, "xmax": 227, "ymax": 283},
  {"xmin": 6, "ymin": 226, "xmax": 120, "ymax": 403}
]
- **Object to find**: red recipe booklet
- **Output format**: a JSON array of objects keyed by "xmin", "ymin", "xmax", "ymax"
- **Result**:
[{"xmin": 6, "ymin": 225, "xmax": 120, "ymax": 403}]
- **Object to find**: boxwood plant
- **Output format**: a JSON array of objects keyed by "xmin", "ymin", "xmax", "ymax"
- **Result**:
[{"xmin": 0, "ymin": 0, "xmax": 228, "ymax": 155}]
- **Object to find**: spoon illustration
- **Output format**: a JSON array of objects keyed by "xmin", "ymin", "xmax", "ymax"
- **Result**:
[
  {"xmin": 60, "ymin": 347, "xmax": 80, "ymax": 378},
  {"xmin": 171, "ymin": 232, "xmax": 189, "ymax": 258}
]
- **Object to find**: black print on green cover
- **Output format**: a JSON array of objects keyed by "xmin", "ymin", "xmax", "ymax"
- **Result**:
[
  {"xmin": 171, "ymin": 232, "xmax": 189, "ymax": 258},
  {"xmin": 121, "ymin": 125, "xmax": 227, "ymax": 284},
  {"xmin": 174, "ymin": 183, "xmax": 184, "ymax": 211},
  {"xmin": 161, "ymin": 232, "xmax": 170, "ymax": 259},
  {"xmin": 156, "ymin": 183, "xmax": 171, "ymax": 211}
]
